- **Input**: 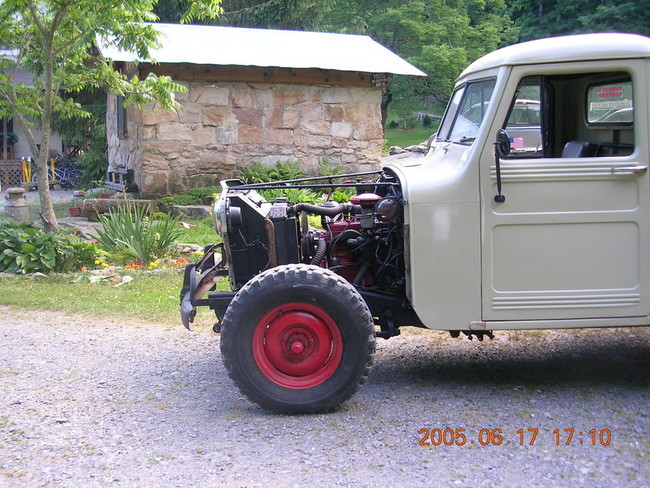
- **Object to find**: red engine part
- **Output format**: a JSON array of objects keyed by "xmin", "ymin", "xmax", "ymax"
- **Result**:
[
  {"xmin": 324, "ymin": 219, "xmax": 373, "ymax": 286},
  {"xmin": 350, "ymin": 192, "xmax": 382, "ymax": 208}
]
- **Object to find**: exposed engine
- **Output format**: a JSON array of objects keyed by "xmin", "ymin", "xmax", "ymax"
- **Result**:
[{"xmin": 214, "ymin": 169, "xmax": 406, "ymax": 301}]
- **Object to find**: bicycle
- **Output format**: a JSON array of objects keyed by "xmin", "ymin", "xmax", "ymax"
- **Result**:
[{"xmin": 30, "ymin": 156, "xmax": 81, "ymax": 188}]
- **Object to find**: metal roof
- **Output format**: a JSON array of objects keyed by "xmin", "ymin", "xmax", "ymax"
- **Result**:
[
  {"xmin": 97, "ymin": 23, "xmax": 426, "ymax": 77},
  {"xmin": 460, "ymin": 33, "xmax": 650, "ymax": 78}
]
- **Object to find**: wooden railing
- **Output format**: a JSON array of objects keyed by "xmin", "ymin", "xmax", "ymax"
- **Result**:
[{"xmin": 0, "ymin": 160, "xmax": 23, "ymax": 189}]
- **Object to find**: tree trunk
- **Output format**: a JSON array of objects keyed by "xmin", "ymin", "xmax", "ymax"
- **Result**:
[{"xmin": 37, "ymin": 30, "xmax": 59, "ymax": 232}]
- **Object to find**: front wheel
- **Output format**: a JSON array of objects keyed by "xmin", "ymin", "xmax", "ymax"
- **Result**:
[{"xmin": 220, "ymin": 264, "xmax": 375, "ymax": 414}]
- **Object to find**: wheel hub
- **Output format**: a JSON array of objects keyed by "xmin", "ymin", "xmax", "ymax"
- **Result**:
[{"xmin": 253, "ymin": 303, "xmax": 343, "ymax": 389}]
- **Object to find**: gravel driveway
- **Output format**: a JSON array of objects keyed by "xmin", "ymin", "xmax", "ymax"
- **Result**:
[{"xmin": 1, "ymin": 307, "xmax": 648, "ymax": 487}]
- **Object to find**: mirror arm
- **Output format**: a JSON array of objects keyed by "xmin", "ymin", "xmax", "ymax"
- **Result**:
[
  {"xmin": 493, "ymin": 129, "xmax": 509, "ymax": 203},
  {"xmin": 493, "ymin": 149, "xmax": 505, "ymax": 203}
]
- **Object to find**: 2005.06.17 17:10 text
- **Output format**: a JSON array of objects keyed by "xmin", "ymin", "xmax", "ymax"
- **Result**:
[{"xmin": 418, "ymin": 428, "xmax": 612, "ymax": 447}]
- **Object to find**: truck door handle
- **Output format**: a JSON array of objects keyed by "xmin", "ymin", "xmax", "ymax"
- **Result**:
[{"xmin": 611, "ymin": 165, "xmax": 648, "ymax": 175}]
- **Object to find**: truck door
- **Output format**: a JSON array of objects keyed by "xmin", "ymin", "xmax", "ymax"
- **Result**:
[{"xmin": 481, "ymin": 63, "xmax": 650, "ymax": 322}]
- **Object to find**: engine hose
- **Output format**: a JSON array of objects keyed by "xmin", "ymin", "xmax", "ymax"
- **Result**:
[
  {"xmin": 353, "ymin": 263, "xmax": 369, "ymax": 286},
  {"xmin": 310, "ymin": 238, "xmax": 327, "ymax": 266},
  {"xmin": 291, "ymin": 202, "xmax": 354, "ymax": 217}
]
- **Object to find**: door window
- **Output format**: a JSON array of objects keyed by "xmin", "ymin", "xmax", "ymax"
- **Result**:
[{"xmin": 502, "ymin": 73, "xmax": 634, "ymax": 159}]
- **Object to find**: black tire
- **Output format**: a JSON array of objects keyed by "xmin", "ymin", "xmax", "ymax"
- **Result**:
[{"xmin": 220, "ymin": 264, "xmax": 375, "ymax": 414}]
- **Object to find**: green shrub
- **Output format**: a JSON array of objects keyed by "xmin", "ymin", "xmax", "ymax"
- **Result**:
[
  {"xmin": 157, "ymin": 186, "xmax": 220, "ymax": 210},
  {"xmin": 239, "ymin": 161, "xmax": 304, "ymax": 184},
  {"xmin": 55, "ymin": 237, "xmax": 108, "ymax": 273},
  {"xmin": 0, "ymin": 219, "xmax": 104, "ymax": 274},
  {"xmin": 318, "ymin": 158, "xmax": 345, "ymax": 177},
  {"xmin": 92, "ymin": 204, "xmax": 184, "ymax": 265},
  {"xmin": 259, "ymin": 187, "xmax": 320, "ymax": 204},
  {"xmin": 0, "ymin": 222, "xmax": 58, "ymax": 274}
]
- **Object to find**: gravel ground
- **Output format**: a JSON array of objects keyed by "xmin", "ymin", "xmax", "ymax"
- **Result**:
[{"xmin": 0, "ymin": 307, "xmax": 648, "ymax": 487}]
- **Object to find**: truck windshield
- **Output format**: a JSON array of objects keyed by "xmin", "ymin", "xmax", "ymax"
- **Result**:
[{"xmin": 437, "ymin": 78, "xmax": 496, "ymax": 145}]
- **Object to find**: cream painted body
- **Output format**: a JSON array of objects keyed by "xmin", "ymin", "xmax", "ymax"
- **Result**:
[{"xmin": 386, "ymin": 33, "xmax": 650, "ymax": 331}]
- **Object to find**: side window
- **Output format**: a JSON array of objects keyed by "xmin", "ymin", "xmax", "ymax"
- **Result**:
[
  {"xmin": 503, "ymin": 72, "xmax": 634, "ymax": 159},
  {"xmin": 504, "ymin": 77, "xmax": 543, "ymax": 156}
]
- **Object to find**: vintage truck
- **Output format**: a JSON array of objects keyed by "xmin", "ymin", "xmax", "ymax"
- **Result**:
[{"xmin": 180, "ymin": 32, "xmax": 650, "ymax": 413}]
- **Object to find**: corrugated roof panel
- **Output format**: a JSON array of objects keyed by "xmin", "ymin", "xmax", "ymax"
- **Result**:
[{"xmin": 98, "ymin": 23, "xmax": 426, "ymax": 77}]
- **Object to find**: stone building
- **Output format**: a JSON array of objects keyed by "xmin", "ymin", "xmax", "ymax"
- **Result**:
[{"xmin": 98, "ymin": 24, "xmax": 424, "ymax": 197}]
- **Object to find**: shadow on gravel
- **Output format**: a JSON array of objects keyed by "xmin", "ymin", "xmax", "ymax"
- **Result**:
[{"xmin": 371, "ymin": 331, "xmax": 650, "ymax": 389}]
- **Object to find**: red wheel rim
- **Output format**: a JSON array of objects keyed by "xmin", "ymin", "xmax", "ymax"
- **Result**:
[{"xmin": 252, "ymin": 302, "xmax": 343, "ymax": 389}]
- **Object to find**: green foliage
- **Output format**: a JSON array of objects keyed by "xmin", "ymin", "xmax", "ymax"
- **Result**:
[
  {"xmin": 238, "ymin": 161, "xmax": 305, "ymax": 184},
  {"xmin": 92, "ymin": 204, "xmax": 184, "ymax": 265},
  {"xmin": 329, "ymin": 189, "xmax": 353, "ymax": 203},
  {"xmin": 0, "ymin": 223, "xmax": 58, "ymax": 274},
  {"xmin": 235, "ymin": 160, "xmax": 361, "ymax": 204},
  {"xmin": 0, "ymin": 272, "xmax": 218, "ymax": 326},
  {"xmin": 156, "ymin": 0, "xmax": 334, "ymax": 30},
  {"xmin": 385, "ymin": 124, "xmax": 437, "ymax": 149},
  {"xmin": 509, "ymin": 0, "xmax": 650, "ymax": 41},
  {"xmin": 51, "ymin": 87, "xmax": 108, "ymax": 187},
  {"xmin": 0, "ymin": 219, "xmax": 104, "ymax": 274},
  {"xmin": 317, "ymin": 158, "xmax": 345, "ymax": 177},
  {"xmin": 322, "ymin": 0, "xmax": 516, "ymax": 123},
  {"xmin": 176, "ymin": 217, "xmax": 223, "ymax": 246},
  {"xmin": 259, "ymin": 187, "xmax": 319, "ymax": 203},
  {"xmin": 0, "ymin": 0, "xmax": 222, "ymax": 231},
  {"xmin": 56, "ymin": 238, "xmax": 109, "ymax": 273},
  {"xmin": 157, "ymin": 186, "xmax": 220, "ymax": 208}
]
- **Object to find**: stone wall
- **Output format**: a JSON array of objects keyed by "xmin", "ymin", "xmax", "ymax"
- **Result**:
[{"xmin": 107, "ymin": 80, "xmax": 384, "ymax": 197}]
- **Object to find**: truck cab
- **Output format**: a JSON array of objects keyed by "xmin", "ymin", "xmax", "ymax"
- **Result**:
[{"xmin": 389, "ymin": 32, "xmax": 650, "ymax": 332}]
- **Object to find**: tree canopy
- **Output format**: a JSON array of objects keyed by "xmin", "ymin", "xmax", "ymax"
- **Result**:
[
  {"xmin": 156, "ymin": 0, "xmax": 333, "ymax": 30},
  {"xmin": 320, "ymin": 0, "xmax": 516, "ymax": 125},
  {"xmin": 0, "ymin": 0, "xmax": 221, "ymax": 230},
  {"xmin": 509, "ymin": 0, "xmax": 650, "ymax": 41}
]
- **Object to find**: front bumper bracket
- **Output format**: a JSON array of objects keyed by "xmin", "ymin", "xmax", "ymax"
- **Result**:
[{"xmin": 180, "ymin": 243, "xmax": 235, "ymax": 330}]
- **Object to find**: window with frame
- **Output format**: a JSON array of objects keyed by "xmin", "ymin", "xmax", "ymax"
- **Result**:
[
  {"xmin": 117, "ymin": 95, "xmax": 127, "ymax": 139},
  {"xmin": 503, "ymin": 72, "xmax": 634, "ymax": 159},
  {"xmin": 437, "ymin": 78, "xmax": 497, "ymax": 146}
]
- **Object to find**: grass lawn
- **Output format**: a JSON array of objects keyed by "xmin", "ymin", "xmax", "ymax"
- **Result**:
[
  {"xmin": 175, "ymin": 217, "xmax": 218, "ymax": 246},
  {"xmin": 384, "ymin": 125, "xmax": 436, "ymax": 149},
  {"xmin": 0, "ymin": 270, "xmax": 223, "ymax": 327},
  {"xmin": 0, "ymin": 214, "xmax": 224, "ymax": 327}
]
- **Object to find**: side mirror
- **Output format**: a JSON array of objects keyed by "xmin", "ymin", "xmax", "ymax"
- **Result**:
[{"xmin": 495, "ymin": 129, "xmax": 511, "ymax": 158}]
